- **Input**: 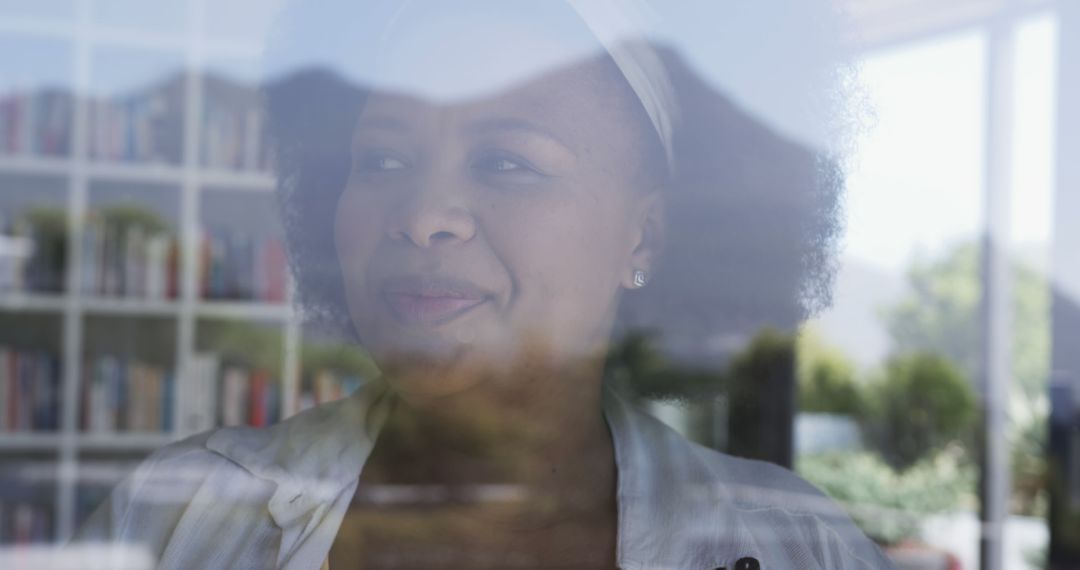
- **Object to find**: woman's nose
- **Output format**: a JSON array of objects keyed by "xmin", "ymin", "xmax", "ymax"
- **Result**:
[{"xmin": 386, "ymin": 191, "xmax": 477, "ymax": 247}]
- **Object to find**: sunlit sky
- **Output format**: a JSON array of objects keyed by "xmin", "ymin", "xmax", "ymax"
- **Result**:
[
  {"xmin": 842, "ymin": 12, "xmax": 1057, "ymax": 274},
  {"xmin": 809, "ymin": 11, "xmax": 1059, "ymax": 367}
]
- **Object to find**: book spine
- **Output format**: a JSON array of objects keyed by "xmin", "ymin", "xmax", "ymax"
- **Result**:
[
  {"xmin": 126, "ymin": 363, "xmax": 141, "ymax": 431},
  {"xmin": 200, "ymin": 355, "xmax": 220, "ymax": 432},
  {"xmin": 236, "ymin": 232, "xmax": 253, "ymax": 300},
  {"xmin": 7, "ymin": 96, "xmax": 22, "ymax": 153},
  {"xmin": 268, "ymin": 379, "xmax": 281, "ymax": 425},
  {"xmin": 243, "ymin": 108, "xmax": 260, "ymax": 171},
  {"xmin": 115, "ymin": 357, "xmax": 128, "ymax": 431},
  {"xmin": 8, "ymin": 351, "xmax": 18, "ymax": 430},
  {"xmin": 17, "ymin": 352, "xmax": 31, "ymax": 431},
  {"xmin": 166, "ymin": 238, "xmax": 179, "ymax": 299},
  {"xmin": 0, "ymin": 95, "xmax": 10, "ymax": 153},
  {"xmin": 145, "ymin": 366, "xmax": 161, "ymax": 432},
  {"xmin": 37, "ymin": 352, "xmax": 56, "ymax": 430},
  {"xmin": 249, "ymin": 369, "xmax": 267, "ymax": 427},
  {"xmin": 221, "ymin": 365, "xmax": 249, "ymax": 427},
  {"xmin": 0, "ymin": 348, "xmax": 8, "ymax": 431},
  {"xmin": 124, "ymin": 225, "xmax": 141, "ymax": 297},
  {"xmin": 145, "ymin": 234, "xmax": 167, "ymax": 300},
  {"xmin": 162, "ymin": 370, "xmax": 174, "ymax": 432},
  {"xmin": 87, "ymin": 357, "xmax": 101, "ymax": 432},
  {"xmin": 81, "ymin": 215, "xmax": 99, "ymax": 294}
]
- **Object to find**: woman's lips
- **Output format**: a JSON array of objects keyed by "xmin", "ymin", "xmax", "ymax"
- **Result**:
[{"xmin": 382, "ymin": 276, "xmax": 490, "ymax": 325}]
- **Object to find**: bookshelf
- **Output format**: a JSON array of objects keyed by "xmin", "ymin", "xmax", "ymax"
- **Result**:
[{"xmin": 0, "ymin": 0, "xmax": 349, "ymax": 544}]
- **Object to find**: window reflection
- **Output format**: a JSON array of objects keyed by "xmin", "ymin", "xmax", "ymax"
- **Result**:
[{"xmin": 0, "ymin": 1, "xmax": 1069, "ymax": 569}]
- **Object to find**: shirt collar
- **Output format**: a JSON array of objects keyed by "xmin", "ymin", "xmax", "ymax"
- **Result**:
[
  {"xmin": 604, "ymin": 388, "xmax": 748, "ymax": 569},
  {"xmin": 206, "ymin": 377, "xmax": 393, "ymax": 527},
  {"xmin": 206, "ymin": 380, "xmax": 744, "ymax": 568}
]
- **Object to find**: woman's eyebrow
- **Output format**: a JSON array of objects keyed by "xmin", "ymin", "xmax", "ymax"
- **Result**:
[
  {"xmin": 354, "ymin": 115, "xmax": 412, "ymax": 133},
  {"xmin": 465, "ymin": 117, "xmax": 573, "ymax": 150}
]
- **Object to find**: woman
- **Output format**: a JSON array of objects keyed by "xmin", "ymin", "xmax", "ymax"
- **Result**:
[{"xmin": 77, "ymin": 1, "xmax": 890, "ymax": 568}]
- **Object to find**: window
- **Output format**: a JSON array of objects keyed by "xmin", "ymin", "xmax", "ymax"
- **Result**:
[{"xmin": 0, "ymin": 1, "xmax": 1071, "ymax": 568}]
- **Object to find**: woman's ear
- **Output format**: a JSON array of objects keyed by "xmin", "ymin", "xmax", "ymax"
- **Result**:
[{"xmin": 623, "ymin": 192, "xmax": 666, "ymax": 289}]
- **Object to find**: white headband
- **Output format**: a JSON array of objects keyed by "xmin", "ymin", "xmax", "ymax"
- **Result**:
[
  {"xmin": 374, "ymin": 0, "xmax": 679, "ymax": 172},
  {"xmin": 562, "ymin": 0, "xmax": 679, "ymax": 171}
]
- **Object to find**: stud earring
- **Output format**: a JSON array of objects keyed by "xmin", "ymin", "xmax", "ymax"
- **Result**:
[{"xmin": 632, "ymin": 269, "xmax": 649, "ymax": 289}]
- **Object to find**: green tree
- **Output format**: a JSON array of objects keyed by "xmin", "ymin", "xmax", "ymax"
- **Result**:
[
  {"xmin": 883, "ymin": 242, "xmax": 1049, "ymax": 426},
  {"xmin": 882, "ymin": 242, "xmax": 1050, "ymax": 511},
  {"xmin": 98, "ymin": 204, "xmax": 170, "ymax": 234},
  {"xmin": 725, "ymin": 329, "xmax": 797, "ymax": 464},
  {"xmin": 796, "ymin": 326, "xmax": 862, "ymax": 415},
  {"xmin": 862, "ymin": 352, "xmax": 977, "ymax": 471},
  {"xmin": 605, "ymin": 330, "xmax": 727, "ymax": 402},
  {"xmin": 797, "ymin": 449, "xmax": 975, "ymax": 545}
]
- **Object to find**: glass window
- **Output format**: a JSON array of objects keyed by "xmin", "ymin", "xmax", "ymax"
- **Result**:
[{"xmin": 0, "ymin": 1, "xmax": 1072, "ymax": 569}]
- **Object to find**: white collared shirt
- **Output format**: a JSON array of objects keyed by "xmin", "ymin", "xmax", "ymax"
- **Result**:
[{"xmin": 74, "ymin": 380, "xmax": 893, "ymax": 569}]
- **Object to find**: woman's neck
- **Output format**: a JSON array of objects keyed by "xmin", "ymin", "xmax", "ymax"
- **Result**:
[{"xmin": 360, "ymin": 355, "xmax": 617, "ymax": 527}]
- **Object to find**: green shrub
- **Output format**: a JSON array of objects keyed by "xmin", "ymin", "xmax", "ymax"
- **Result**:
[
  {"xmin": 861, "ymin": 352, "xmax": 977, "ymax": 471},
  {"xmin": 797, "ymin": 449, "xmax": 975, "ymax": 545},
  {"xmin": 796, "ymin": 328, "xmax": 862, "ymax": 415}
]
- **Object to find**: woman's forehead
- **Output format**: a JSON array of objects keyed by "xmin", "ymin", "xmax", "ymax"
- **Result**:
[
  {"xmin": 369, "ymin": 0, "xmax": 606, "ymax": 104},
  {"xmin": 358, "ymin": 60, "xmax": 624, "ymax": 142}
]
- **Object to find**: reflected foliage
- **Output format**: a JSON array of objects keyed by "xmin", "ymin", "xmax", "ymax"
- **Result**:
[
  {"xmin": 198, "ymin": 319, "xmax": 285, "ymax": 373},
  {"xmin": 95, "ymin": 204, "xmax": 170, "ymax": 235},
  {"xmin": 861, "ymin": 353, "xmax": 976, "ymax": 471},
  {"xmin": 17, "ymin": 207, "xmax": 68, "ymax": 293},
  {"xmin": 607, "ymin": 328, "xmax": 797, "ymax": 465},
  {"xmin": 883, "ymin": 241, "xmax": 1050, "ymax": 514},
  {"xmin": 798, "ymin": 448, "xmax": 974, "ymax": 545},
  {"xmin": 795, "ymin": 332, "xmax": 980, "ymax": 544},
  {"xmin": 796, "ymin": 327, "xmax": 862, "ymax": 415},
  {"xmin": 884, "ymin": 242, "xmax": 1050, "ymax": 427},
  {"xmin": 199, "ymin": 319, "xmax": 379, "ymax": 382},
  {"xmin": 604, "ymin": 330, "xmax": 725, "ymax": 402},
  {"xmin": 725, "ymin": 329, "xmax": 796, "ymax": 464}
]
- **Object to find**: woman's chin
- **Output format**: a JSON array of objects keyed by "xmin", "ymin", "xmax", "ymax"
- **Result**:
[
  {"xmin": 379, "ymin": 345, "xmax": 500, "ymax": 403},
  {"xmin": 375, "ymin": 331, "xmax": 489, "ymax": 372},
  {"xmin": 375, "ymin": 332, "xmax": 562, "ymax": 399},
  {"xmin": 374, "ymin": 325, "xmax": 600, "ymax": 374}
]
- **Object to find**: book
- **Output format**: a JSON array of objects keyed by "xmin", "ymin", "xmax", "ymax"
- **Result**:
[
  {"xmin": 248, "ymin": 368, "xmax": 268, "ymax": 427},
  {"xmin": 0, "ymin": 88, "xmax": 72, "ymax": 157},
  {"xmin": 81, "ymin": 354, "xmax": 173, "ymax": 433},
  {"xmin": 185, "ymin": 353, "xmax": 281, "ymax": 429},
  {"xmin": 0, "ymin": 348, "xmax": 60, "ymax": 432},
  {"xmin": 0, "ymin": 348, "xmax": 7, "ymax": 430},
  {"xmin": 220, "ymin": 365, "xmax": 249, "ymax": 427},
  {"xmin": 0, "ymin": 458, "xmax": 54, "ymax": 544},
  {"xmin": 185, "ymin": 352, "xmax": 221, "ymax": 433},
  {"xmin": 200, "ymin": 227, "xmax": 287, "ymax": 303},
  {"xmin": 81, "ymin": 211, "xmax": 177, "ymax": 300},
  {"xmin": 0, "ymin": 210, "xmax": 66, "ymax": 295},
  {"xmin": 0, "ymin": 500, "xmax": 52, "ymax": 544},
  {"xmin": 86, "ymin": 89, "xmax": 178, "ymax": 164},
  {"xmin": 200, "ymin": 74, "xmax": 271, "ymax": 173}
]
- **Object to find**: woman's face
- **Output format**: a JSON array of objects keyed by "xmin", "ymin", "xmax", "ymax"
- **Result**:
[{"xmin": 334, "ymin": 36, "xmax": 663, "ymax": 397}]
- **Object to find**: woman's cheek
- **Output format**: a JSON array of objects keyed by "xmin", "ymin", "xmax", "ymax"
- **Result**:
[
  {"xmin": 334, "ymin": 189, "xmax": 379, "ymax": 299},
  {"xmin": 336, "ymin": 185, "xmax": 381, "ymax": 250},
  {"xmin": 511, "ymin": 202, "xmax": 622, "ymax": 342}
]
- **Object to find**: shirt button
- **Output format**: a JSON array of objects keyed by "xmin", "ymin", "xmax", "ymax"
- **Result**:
[{"xmin": 735, "ymin": 557, "xmax": 761, "ymax": 570}]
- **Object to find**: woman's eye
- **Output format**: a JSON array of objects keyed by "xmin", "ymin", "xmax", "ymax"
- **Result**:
[
  {"xmin": 355, "ymin": 153, "xmax": 408, "ymax": 173},
  {"xmin": 473, "ymin": 154, "xmax": 538, "ymax": 175},
  {"xmin": 488, "ymin": 158, "xmax": 522, "ymax": 172},
  {"xmin": 376, "ymin": 156, "xmax": 407, "ymax": 170}
]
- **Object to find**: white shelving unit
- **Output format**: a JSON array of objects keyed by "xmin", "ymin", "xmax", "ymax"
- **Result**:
[{"xmin": 0, "ymin": 0, "xmax": 298, "ymax": 542}]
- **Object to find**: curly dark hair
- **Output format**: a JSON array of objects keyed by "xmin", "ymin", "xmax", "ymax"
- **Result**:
[{"xmin": 263, "ymin": 1, "xmax": 850, "ymax": 361}]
